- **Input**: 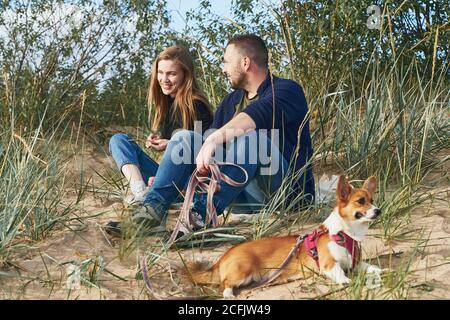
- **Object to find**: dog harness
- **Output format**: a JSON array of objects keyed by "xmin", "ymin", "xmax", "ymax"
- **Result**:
[
  {"xmin": 304, "ymin": 225, "xmax": 360, "ymax": 269},
  {"xmin": 251, "ymin": 226, "xmax": 361, "ymax": 290}
]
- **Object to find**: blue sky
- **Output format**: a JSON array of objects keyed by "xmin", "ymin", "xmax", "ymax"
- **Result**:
[{"xmin": 166, "ymin": 0, "xmax": 233, "ymax": 31}]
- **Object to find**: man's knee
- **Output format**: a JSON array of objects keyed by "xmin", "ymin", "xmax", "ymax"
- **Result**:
[
  {"xmin": 170, "ymin": 129, "xmax": 198, "ymax": 142},
  {"xmin": 168, "ymin": 130, "xmax": 202, "ymax": 165},
  {"xmin": 222, "ymin": 131, "xmax": 262, "ymax": 164},
  {"xmin": 235, "ymin": 130, "xmax": 259, "ymax": 142},
  {"xmin": 231, "ymin": 131, "xmax": 259, "ymax": 152}
]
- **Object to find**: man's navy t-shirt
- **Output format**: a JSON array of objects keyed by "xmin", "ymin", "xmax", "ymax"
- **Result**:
[{"xmin": 211, "ymin": 74, "xmax": 315, "ymax": 205}]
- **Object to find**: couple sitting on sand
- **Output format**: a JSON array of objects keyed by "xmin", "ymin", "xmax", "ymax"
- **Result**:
[{"xmin": 106, "ymin": 34, "xmax": 315, "ymax": 238}]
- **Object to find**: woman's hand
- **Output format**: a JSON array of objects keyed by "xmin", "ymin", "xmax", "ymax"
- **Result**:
[
  {"xmin": 146, "ymin": 134, "xmax": 169, "ymax": 151},
  {"xmin": 148, "ymin": 176, "xmax": 155, "ymax": 188},
  {"xmin": 151, "ymin": 138, "xmax": 169, "ymax": 151},
  {"xmin": 145, "ymin": 134, "xmax": 159, "ymax": 149}
]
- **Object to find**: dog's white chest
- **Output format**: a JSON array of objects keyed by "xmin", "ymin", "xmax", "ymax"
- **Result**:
[{"xmin": 327, "ymin": 241, "xmax": 353, "ymax": 270}]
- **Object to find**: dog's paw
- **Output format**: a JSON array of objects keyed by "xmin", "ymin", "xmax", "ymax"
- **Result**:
[
  {"xmin": 366, "ymin": 265, "xmax": 382, "ymax": 274},
  {"xmin": 335, "ymin": 276, "xmax": 351, "ymax": 285},
  {"xmin": 223, "ymin": 288, "xmax": 235, "ymax": 298}
]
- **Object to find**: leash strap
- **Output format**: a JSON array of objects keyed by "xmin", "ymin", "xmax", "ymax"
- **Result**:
[
  {"xmin": 141, "ymin": 257, "xmax": 209, "ymax": 300},
  {"xmin": 251, "ymin": 234, "xmax": 307, "ymax": 289},
  {"xmin": 141, "ymin": 162, "xmax": 248, "ymax": 299},
  {"xmin": 167, "ymin": 161, "xmax": 248, "ymax": 247}
]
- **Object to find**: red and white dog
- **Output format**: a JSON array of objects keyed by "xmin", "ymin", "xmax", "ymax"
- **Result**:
[{"xmin": 187, "ymin": 176, "xmax": 383, "ymax": 298}]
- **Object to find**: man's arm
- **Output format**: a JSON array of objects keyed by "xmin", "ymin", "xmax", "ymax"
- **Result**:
[
  {"xmin": 196, "ymin": 112, "xmax": 256, "ymax": 174},
  {"xmin": 196, "ymin": 80, "xmax": 307, "ymax": 174},
  {"xmin": 208, "ymin": 112, "xmax": 256, "ymax": 144}
]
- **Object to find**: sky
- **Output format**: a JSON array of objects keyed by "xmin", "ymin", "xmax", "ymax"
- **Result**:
[
  {"xmin": 0, "ymin": 1, "xmax": 236, "ymax": 85},
  {"xmin": 166, "ymin": 0, "xmax": 233, "ymax": 32}
]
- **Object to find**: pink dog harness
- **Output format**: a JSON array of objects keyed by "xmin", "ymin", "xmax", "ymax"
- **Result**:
[{"xmin": 304, "ymin": 225, "xmax": 361, "ymax": 269}]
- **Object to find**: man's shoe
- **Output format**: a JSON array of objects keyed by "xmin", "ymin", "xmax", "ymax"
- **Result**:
[
  {"xmin": 175, "ymin": 209, "xmax": 206, "ymax": 241},
  {"xmin": 104, "ymin": 221, "xmax": 122, "ymax": 237},
  {"xmin": 104, "ymin": 204, "xmax": 165, "ymax": 236},
  {"xmin": 132, "ymin": 204, "xmax": 166, "ymax": 233}
]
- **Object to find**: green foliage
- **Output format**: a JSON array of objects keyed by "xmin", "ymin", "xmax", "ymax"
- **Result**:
[
  {"xmin": 0, "ymin": 0, "xmax": 175, "ymax": 130},
  {"xmin": 0, "ymin": 119, "xmax": 69, "ymax": 258}
]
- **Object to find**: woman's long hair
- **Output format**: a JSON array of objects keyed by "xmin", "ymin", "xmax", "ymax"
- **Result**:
[{"xmin": 148, "ymin": 45, "xmax": 212, "ymax": 132}]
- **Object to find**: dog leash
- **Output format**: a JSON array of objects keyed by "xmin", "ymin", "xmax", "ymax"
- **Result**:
[
  {"xmin": 166, "ymin": 161, "xmax": 248, "ymax": 248},
  {"xmin": 141, "ymin": 257, "xmax": 210, "ymax": 300},
  {"xmin": 141, "ymin": 162, "xmax": 248, "ymax": 299},
  {"xmin": 249, "ymin": 234, "xmax": 308, "ymax": 290}
]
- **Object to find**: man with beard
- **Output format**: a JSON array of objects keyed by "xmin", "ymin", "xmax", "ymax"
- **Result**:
[{"xmin": 105, "ymin": 34, "xmax": 315, "ymax": 237}]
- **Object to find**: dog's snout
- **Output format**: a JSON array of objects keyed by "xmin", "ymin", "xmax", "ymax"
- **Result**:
[{"xmin": 373, "ymin": 208, "xmax": 381, "ymax": 217}]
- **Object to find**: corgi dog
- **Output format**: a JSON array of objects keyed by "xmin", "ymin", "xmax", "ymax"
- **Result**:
[{"xmin": 186, "ymin": 175, "xmax": 382, "ymax": 298}]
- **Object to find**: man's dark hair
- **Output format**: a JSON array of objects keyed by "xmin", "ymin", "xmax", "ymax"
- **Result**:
[{"xmin": 226, "ymin": 34, "xmax": 268, "ymax": 69}]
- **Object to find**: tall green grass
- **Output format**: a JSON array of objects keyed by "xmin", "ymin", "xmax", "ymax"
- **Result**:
[
  {"xmin": 312, "ymin": 57, "xmax": 449, "ymax": 239},
  {"xmin": 0, "ymin": 115, "xmax": 71, "ymax": 263}
]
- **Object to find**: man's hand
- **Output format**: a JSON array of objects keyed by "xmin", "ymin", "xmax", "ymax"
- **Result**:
[
  {"xmin": 196, "ymin": 139, "xmax": 217, "ymax": 175},
  {"xmin": 194, "ymin": 113, "xmax": 256, "ymax": 174}
]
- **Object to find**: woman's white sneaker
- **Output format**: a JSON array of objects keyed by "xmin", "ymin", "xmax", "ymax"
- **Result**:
[{"xmin": 123, "ymin": 187, "xmax": 150, "ymax": 206}]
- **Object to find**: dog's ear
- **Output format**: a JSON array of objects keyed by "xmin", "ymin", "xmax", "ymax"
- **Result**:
[
  {"xmin": 363, "ymin": 176, "xmax": 377, "ymax": 195},
  {"xmin": 337, "ymin": 175, "xmax": 351, "ymax": 202}
]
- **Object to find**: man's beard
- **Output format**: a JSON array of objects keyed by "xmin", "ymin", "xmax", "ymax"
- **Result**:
[{"xmin": 230, "ymin": 71, "xmax": 247, "ymax": 90}]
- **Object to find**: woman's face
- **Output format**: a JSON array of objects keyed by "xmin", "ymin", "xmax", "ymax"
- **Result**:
[{"xmin": 157, "ymin": 59, "xmax": 184, "ymax": 97}]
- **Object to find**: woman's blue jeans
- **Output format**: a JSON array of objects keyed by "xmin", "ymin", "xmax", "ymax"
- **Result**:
[{"xmin": 109, "ymin": 130, "xmax": 288, "ymax": 220}]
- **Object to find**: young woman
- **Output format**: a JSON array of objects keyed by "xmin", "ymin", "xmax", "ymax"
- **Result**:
[{"xmin": 109, "ymin": 45, "xmax": 213, "ymax": 205}]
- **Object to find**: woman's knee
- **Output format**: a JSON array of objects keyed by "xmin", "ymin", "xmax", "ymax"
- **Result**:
[{"xmin": 109, "ymin": 133, "xmax": 131, "ymax": 153}]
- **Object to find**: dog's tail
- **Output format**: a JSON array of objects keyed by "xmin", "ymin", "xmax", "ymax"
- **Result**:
[{"xmin": 183, "ymin": 260, "xmax": 220, "ymax": 285}]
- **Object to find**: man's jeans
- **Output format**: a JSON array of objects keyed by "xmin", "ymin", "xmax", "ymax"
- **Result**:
[{"xmin": 109, "ymin": 130, "xmax": 288, "ymax": 220}]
